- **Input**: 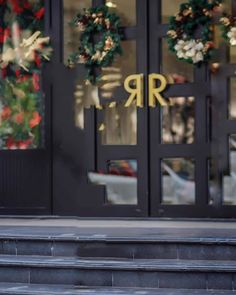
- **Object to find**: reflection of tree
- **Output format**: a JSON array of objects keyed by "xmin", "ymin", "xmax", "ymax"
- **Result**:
[
  {"xmin": 100, "ymin": 66, "xmax": 136, "ymax": 145},
  {"xmin": 74, "ymin": 82, "xmax": 100, "ymax": 129},
  {"xmin": 162, "ymin": 97, "xmax": 194, "ymax": 144}
]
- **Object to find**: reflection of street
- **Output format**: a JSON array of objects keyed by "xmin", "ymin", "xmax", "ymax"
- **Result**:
[
  {"xmin": 223, "ymin": 137, "xmax": 236, "ymax": 205},
  {"xmin": 88, "ymin": 172, "xmax": 137, "ymax": 205},
  {"xmin": 162, "ymin": 162, "xmax": 195, "ymax": 205},
  {"xmin": 162, "ymin": 96, "xmax": 195, "ymax": 144}
]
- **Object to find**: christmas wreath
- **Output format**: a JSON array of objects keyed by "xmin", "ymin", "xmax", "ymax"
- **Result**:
[
  {"xmin": 220, "ymin": 14, "xmax": 236, "ymax": 46},
  {"xmin": 68, "ymin": 5, "xmax": 122, "ymax": 84},
  {"xmin": 167, "ymin": 0, "xmax": 222, "ymax": 65}
]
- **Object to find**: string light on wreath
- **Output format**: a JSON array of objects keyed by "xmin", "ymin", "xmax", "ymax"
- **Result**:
[
  {"xmin": 68, "ymin": 5, "xmax": 122, "ymax": 85},
  {"xmin": 220, "ymin": 14, "xmax": 236, "ymax": 46},
  {"xmin": 167, "ymin": 0, "xmax": 222, "ymax": 65}
]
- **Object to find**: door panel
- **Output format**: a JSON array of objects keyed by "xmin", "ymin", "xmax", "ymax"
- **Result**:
[
  {"xmin": 149, "ymin": 0, "xmax": 210, "ymax": 217},
  {"xmin": 52, "ymin": 0, "xmax": 148, "ymax": 217}
]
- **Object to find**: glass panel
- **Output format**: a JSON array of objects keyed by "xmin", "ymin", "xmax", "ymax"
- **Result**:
[
  {"xmin": 223, "ymin": 135, "xmax": 236, "ymax": 205},
  {"xmin": 64, "ymin": 0, "xmax": 92, "ymax": 64},
  {"xmin": 208, "ymin": 159, "xmax": 221, "ymax": 205},
  {"xmin": 101, "ymin": 102, "xmax": 137, "ymax": 145},
  {"xmin": 100, "ymin": 40, "xmax": 136, "ymax": 97},
  {"xmin": 161, "ymin": 39, "xmax": 194, "ymax": 83},
  {"xmin": 213, "ymin": 25, "xmax": 222, "ymax": 50},
  {"xmin": 162, "ymin": 158, "xmax": 195, "ymax": 205},
  {"xmin": 161, "ymin": 0, "xmax": 184, "ymax": 24},
  {"xmin": 162, "ymin": 96, "xmax": 195, "ymax": 144},
  {"xmin": 88, "ymin": 160, "xmax": 138, "ymax": 205},
  {"xmin": 222, "ymin": 0, "xmax": 232, "ymax": 14},
  {"xmin": 0, "ymin": 0, "xmax": 47, "ymax": 150},
  {"xmin": 105, "ymin": 0, "xmax": 136, "ymax": 26},
  {"xmin": 74, "ymin": 80, "xmax": 100, "ymax": 130},
  {"xmin": 230, "ymin": 47, "xmax": 236, "ymax": 63},
  {"xmin": 229, "ymin": 77, "xmax": 236, "ymax": 119}
]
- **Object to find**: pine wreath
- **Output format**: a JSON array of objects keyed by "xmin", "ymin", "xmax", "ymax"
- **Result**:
[
  {"xmin": 220, "ymin": 14, "xmax": 236, "ymax": 46},
  {"xmin": 167, "ymin": 0, "xmax": 222, "ymax": 65},
  {"xmin": 68, "ymin": 5, "xmax": 122, "ymax": 84}
]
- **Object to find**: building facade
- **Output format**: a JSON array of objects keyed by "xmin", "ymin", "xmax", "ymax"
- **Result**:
[{"xmin": 0, "ymin": 0, "xmax": 236, "ymax": 218}]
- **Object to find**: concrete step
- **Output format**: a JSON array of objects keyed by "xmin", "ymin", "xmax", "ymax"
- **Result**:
[
  {"xmin": 1, "ymin": 236, "xmax": 236, "ymax": 260},
  {"xmin": 0, "ymin": 256, "xmax": 236, "ymax": 289},
  {"xmin": 0, "ymin": 284, "xmax": 235, "ymax": 295}
]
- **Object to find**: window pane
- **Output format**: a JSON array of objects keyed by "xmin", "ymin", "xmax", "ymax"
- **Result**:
[
  {"xmin": 74, "ymin": 80, "xmax": 100, "ymax": 130},
  {"xmin": 64, "ymin": 0, "xmax": 92, "ymax": 64},
  {"xmin": 100, "ymin": 40, "xmax": 136, "ymax": 95},
  {"xmin": 162, "ymin": 158, "xmax": 195, "ymax": 205},
  {"xmin": 230, "ymin": 47, "xmax": 236, "ymax": 63},
  {"xmin": 105, "ymin": 0, "xmax": 136, "ymax": 26},
  {"xmin": 161, "ymin": 39, "xmax": 194, "ymax": 83},
  {"xmin": 88, "ymin": 160, "xmax": 138, "ymax": 205},
  {"xmin": 161, "ymin": 0, "xmax": 184, "ymax": 24},
  {"xmin": 101, "ymin": 102, "xmax": 137, "ymax": 145},
  {"xmin": 229, "ymin": 77, "xmax": 236, "ymax": 119},
  {"xmin": 162, "ymin": 97, "xmax": 195, "ymax": 144},
  {"xmin": 208, "ymin": 159, "xmax": 221, "ymax": 206},
  {"xmin": 223, "ymin": 135, "xmax": 236, "ymax": 205},
  {"xmin": 0, "ymin": 1, "xmax": 46, "ymax": 150}
]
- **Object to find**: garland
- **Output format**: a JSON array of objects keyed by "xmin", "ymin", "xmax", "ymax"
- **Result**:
[
  {"xmin": 167, "ymin": 0, "xmax": 222, "ymax": 65},
  {"xmin": 68, "ymin": 5, "xmax": 122, "ymax": 84},
  {"xmin": 0, "ymin": 0, "xmax": 52, "ymax": 150},
  {"xmin": 220, "ymin": 14, "xmax": 236, "ymax": 46}
]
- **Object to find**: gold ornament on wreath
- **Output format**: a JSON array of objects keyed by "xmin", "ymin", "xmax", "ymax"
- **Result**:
[
  {"xmin": 167, "ymin": 0, "xmax": 222, "ymax": 65},
  {"xmin": 68, "ymin": 5, "xmax": 123, "ymax": 85}
]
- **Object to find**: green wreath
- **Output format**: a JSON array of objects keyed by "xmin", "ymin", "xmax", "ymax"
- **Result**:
[
  {"xmin": 69, "ymin": 5, "xmax": 122, "ymax": 84},
  {"xmin": 167, "ymin": 0, "xmax": 222, "ymax": 65},
  {"xmin": 220, "ymin": 14, "xmax": 236, "ymax": 46}
]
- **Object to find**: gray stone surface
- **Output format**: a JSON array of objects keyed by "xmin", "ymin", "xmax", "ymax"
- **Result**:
[
  {"xmin": 0, "ymin": 221, "xmax": 236, "ymax": 293},
  {"xmin": 0, "ymin": 284, "xmax": 235, "ymax": 295}
]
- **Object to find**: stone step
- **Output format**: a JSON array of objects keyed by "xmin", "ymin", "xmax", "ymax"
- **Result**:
[
  {"xmin": 0, "ymin": 284, "xmax": 235, "ymax": 295},
  {"xmin": 1, "ymin": 236, "xmax": 236, "ymax": 260},
  {"xmin": 0, "ymin": 256, "xmax": 236, "ymax": 289}
]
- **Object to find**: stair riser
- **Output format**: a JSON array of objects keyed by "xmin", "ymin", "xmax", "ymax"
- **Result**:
[
  {"xmin": 1, "ymin": 240, "xmax": 236, "ymax": 260},
  {"xmin": 0, "ymin": 267, "xmax": 236, "ymax": 290}
]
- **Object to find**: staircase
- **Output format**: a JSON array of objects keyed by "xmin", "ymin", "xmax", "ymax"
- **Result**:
[{"xmin": 0, "ymin": 225, "xmax": 236, "ymax": 294}]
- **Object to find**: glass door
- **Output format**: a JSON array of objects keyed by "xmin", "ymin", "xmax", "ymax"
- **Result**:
[
  {"xmin": 52, "ymin": 0, "xmax": 149, "ymax": 216},
  {"xmin": 149, "ymin": 0, "xmax": 236, "ymax": 218}
]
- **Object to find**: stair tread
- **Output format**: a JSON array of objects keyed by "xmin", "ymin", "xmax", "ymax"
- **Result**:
[
  {"xmin": 1, "ymin": 225, "xmax": 236, "ymax": 244},
  {"xmin": 0, "ymin": 284, "xmax": 235, "ymax": 295},
  {"xmin": 1, "ymin": 255, "xmax": 236, "ymax": 271}
]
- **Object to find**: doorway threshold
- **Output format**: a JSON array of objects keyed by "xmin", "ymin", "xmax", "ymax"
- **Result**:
[{"xmin": 0, "ymin": 217, "xmax": 236, "ymax": 229}]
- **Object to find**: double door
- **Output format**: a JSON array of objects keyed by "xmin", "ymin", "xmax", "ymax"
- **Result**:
[{"xmin": 52, "ymin": 0, "xmax": 233, "ymax": 218}]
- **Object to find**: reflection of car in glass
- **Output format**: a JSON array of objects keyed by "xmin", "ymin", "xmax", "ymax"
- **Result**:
[
  {"xmin": 88, "ymin": 160, "xmax": 137, "ymax": 205},
  {"xmin": 88, "ymin": 172, "xmax": 137, "ymax": 205}
]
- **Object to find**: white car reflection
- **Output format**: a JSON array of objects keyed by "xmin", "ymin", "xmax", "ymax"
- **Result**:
[{"xmin": 88, "ymin": 172, "xmax": 137, "ymax": 205}]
